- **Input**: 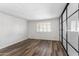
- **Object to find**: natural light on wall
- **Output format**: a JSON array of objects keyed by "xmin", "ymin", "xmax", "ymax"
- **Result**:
[{"xmin": 36, "ymin": 22, "xmax": 51, "ymax": 32}]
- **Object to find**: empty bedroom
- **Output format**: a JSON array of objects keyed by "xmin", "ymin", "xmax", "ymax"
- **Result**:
[{"xmin": 0, "ymin": 3, "xmax": 79, "ymax": 56}]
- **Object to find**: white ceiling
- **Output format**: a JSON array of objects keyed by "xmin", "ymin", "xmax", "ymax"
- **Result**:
[{"xmin": 0, "ymin": 3, "xmax": 66, "ymax": 20}]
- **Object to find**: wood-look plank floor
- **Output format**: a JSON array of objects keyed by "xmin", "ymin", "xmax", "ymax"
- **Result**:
[{"xmin": 0, "ymin": 39, "xmax": 67, "ymax": 56}]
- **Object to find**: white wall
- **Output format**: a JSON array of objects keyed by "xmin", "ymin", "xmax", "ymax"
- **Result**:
[
  {"xmin": 27, "ymin": 18, "xmax": 59, "ymax": 41},
  {"xmin": 0, "ymin": 13, "xmax": 28, "ymax": 49}
]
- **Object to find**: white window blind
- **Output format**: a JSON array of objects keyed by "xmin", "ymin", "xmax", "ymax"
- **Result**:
[{"xmin": 36, "ymin": 22, "xmax": 51, "ymax": 32}]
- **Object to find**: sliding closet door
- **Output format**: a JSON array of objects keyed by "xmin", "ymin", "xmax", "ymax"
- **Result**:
[
  {"xmin": 63, "ymin": 10, "xmax": 66, "ymax": 49},
  {"xmin": 67, "ymin": 3, "xmax": 79, "ymax": 56},
  {"xmin": 59, "ymin": 17, "xmax": 62, "ymax": 42},
  {"xmin": 60, "ymin": 3, "xmax": 79, "ymax": 56}
]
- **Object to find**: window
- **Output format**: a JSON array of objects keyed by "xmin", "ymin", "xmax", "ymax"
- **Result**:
[{"xmin": 36, "ymin": 22, "xmax": 51, "ymax": 32}]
